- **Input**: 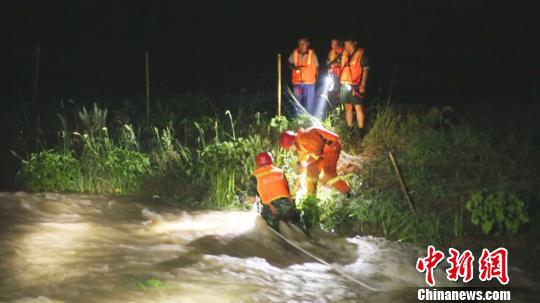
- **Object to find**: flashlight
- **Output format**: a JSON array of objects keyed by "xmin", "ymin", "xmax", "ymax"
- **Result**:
[
  {"xmin": 325, "ymin": 75, "xmax": 335, "ymax": 91},
  {"xmin": 325, "ymin": 75, "xmax": 333, "ymax": 85}
]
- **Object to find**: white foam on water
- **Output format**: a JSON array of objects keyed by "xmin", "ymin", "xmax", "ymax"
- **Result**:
[{"xmin": 0, "ymin": 192, "xmax": 536, "ymax": 303}]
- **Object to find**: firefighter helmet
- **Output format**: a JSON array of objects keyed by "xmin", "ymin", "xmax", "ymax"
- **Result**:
[
  {"xmin": 279, "ymin": 131, "xmax": 296, "ymax": 149},
  {"xmin": 255, "ymin": 152, "xmax": 274, "ymax": 167}
]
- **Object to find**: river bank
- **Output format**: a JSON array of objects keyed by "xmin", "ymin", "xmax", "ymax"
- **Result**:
[{"xmin": 6, "ymin": 97, "xmax": 539, "ymax": 257}]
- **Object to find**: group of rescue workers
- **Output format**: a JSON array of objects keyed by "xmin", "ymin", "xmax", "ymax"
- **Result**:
[
  {"xmin": 249, "ymin": 37, "xmax": 370, "ymax": 231},
  {"xmin": 250, "ymin": 37, "xmax": 369, "ymax": 231},
  {"xmin": 251, "ymin": 127, "xmax": 351, "ymax": 231},
  {"xmin": 250, "ymin": 37, "xmax": 369, "ymax": 232},
  {"xmin": 252, "ymin": 127, "xmax": 356, "ymax": 231},
  {"xmin": 290, "ymin": 37, "xmax": 370, "ymax": 129}
]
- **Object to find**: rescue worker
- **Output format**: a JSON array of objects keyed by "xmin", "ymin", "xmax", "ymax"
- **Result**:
[
  {"xmin": 327, "ymin": 39, "xmax": 343, "ymax": 78},
  {"xmin": 340, "ymin": 39, "xmax": 370, "ymax": 130},
  {"xmin": 288, "ymin": 38, "xmax": 319, "ymax": 115},
  {"xmin": 250, "ymin": 152, "xmax": 301, "ymax": 231},
  {"xmin": 325, "ymin": 39, "xmax": 344, "ymax": 106},
  {"xmin": 279, "ymin": 128, "xmax": 351, "ymax": 197}
]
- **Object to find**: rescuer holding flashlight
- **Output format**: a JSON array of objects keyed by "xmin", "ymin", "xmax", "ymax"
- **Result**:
[
  {"xmin": 327, "ymin": 39, "xmax": 343, "ymax": 78},
  {"xmin": 279, "ymin": 128, "xmax": 351, "ymax": 197},
  {"xmin": 325, "ymin": 39, "xmax": 344, "ymax": 106},
  {"xmin": 250, "ymin": 152, "xmax": 301, "ymax": 231},
  {"xmin": 289, "ymin": 38, "xmax": 319, "ymax": 115},
  {"xmin": 340, "ymin": 39, "xmax": 370, "ymax": 130}
]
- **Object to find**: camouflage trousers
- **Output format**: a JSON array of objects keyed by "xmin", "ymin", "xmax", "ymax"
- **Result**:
[{"xmin": 260, "ymin": 197, "xmax": 302, "ymax": 232}]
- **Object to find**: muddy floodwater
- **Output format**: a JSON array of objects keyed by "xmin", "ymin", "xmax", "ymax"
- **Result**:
[{"xmin": 0, "ymin": 192, "xmax": 536, "ymax": 302}]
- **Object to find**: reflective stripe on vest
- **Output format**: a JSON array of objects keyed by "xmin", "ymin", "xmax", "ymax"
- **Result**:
[
  {"xmin": 329, "ymin": 49, "xmax": 336, "ymax": 61},
  {"xmin": 328, "ymin": 49, "xmax": 342, "ymax": 62},
  {"xmin": 293, "ymin": 49, "xmax": 313, "ymax": 67},
  {"xmin": 292, "ymin": 49, "xmax": 316, "ymax": 85},
  {"xmin": 328, "ymin": 49, "xmax": 342, "ymax": 76},
  {"xmin": 295, "ymin": 127, "xmax": 340, "ymax": 162},
  {"xmin": 340, "ymin": 48, "xmax": 364, "ymax": 85},
  {"xmin": 326, "ymin": 175, "xmax": 343, "ymax": 186},
  {"xmin": 311, "ymin": 127, "xmax": 339, "ymax": 143},
  {"xmin": 253, "ymin": 165, "xmax": 291, "ymax": 204}
]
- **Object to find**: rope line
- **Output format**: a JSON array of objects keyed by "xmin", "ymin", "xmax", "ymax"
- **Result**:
[{"xmin": 267, "ymin": 226, "xmax": 379, "ymax": 291}]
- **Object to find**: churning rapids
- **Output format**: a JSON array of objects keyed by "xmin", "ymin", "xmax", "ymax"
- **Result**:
[{"xmin": 0, "ymin": 192, "xmax": 536, "ymax": 302}]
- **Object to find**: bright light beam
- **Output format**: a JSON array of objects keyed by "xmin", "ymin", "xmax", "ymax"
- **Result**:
[
  {"xmin": 285, "ymin": 87, "xmax": 323, "ymax": 127},
  {"xmin": 314, "ymin": 74, "xmax": 335, "ymax": 119}
]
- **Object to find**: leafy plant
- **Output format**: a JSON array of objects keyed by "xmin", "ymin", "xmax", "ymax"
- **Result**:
[
  {"xmin": 196, "ymin": 135, "xmax": 269, "ymax": 208},
  {"xmin": 466, "ymin": 190, "xmax": 529, "ymax": 234},
  {"xmin": 21, "ymin": 150, "xmax": 78, "ymax": 192},
  {"xmin": 269, "ymin": 115, "xmax": 289, "ymax": 134},
  {"xmin": 297, "ymin": 195, "xmax": 321, "ymax": 230}
]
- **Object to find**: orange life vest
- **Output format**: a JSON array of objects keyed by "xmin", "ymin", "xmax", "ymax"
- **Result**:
[
  {"xmin": 328, "ymin": 48, "xmax": 343, "ymax": 76},
  {"xmin": 253, "ymin": 165, "xmax": 292, "ymax": 204},
  {"xmin": 295, "ymin": 127, "xmax": 340, "ymax": 162},
  {"xmin": 292, "ymin": 48, "xmax": 317, "ymax": 85},
  {"xmin": 340, "ymin": 48, "xmax": 365, "ymax": 85}
]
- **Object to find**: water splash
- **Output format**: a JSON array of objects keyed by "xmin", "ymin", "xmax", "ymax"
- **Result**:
[
  {"xmin": 0, "ymin": 193, "xmax": 536, "ymax": 302},
  {"xmin": 284, "ymin": 87, "xmax": 322, "ymax": 128}
]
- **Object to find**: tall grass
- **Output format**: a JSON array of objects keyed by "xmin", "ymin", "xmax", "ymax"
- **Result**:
[{"xmin": 20, "ymin": 103, "xmax": 274, "ymax": 208}]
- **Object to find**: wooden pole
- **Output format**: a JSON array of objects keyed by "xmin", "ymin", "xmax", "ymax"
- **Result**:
[
  {"xmin": 145, "ymin": 51, "xmax": 150, "ymax": 124},
  {"xmin": 32, "ymin": 45, "xmax": 41, "ymax": 110},
  {"xmin": 277, "ymin": 53, "xmax": 282, "ymax": 116},
  {"xmin": 387, "ymin": 65, "xmax": 397, "ymax": 104},
  {"xmin": 388, "ymin": 151, "xmax": 418, "ymax": 214}
]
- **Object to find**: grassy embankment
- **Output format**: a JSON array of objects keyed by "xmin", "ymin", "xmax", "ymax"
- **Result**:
[{"xmin": 15, "ymin": 96, "xmax": 539, "ymax": 248}]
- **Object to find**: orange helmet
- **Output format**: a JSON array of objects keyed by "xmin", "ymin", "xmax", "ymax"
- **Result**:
[
  {"xmin": 279, "ymin": 131, "xmax": 296, "ymax": 149},
  {"xmin": 255, "ymin": 152, "xmax": 273, "ymax": 167}
]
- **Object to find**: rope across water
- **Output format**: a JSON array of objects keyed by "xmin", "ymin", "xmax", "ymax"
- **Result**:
[{"xmin": 267, "ymin": 226, "xmax": 379, "ymax": 292}]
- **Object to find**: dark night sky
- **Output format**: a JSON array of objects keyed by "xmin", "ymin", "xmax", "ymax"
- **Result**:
[{"xmin": 2, "ymin": 0, "xmax": 540, "ymax": 103}]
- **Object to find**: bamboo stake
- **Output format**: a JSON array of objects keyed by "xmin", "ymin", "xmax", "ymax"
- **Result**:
[
  {"xmin": 145, "ymin": 51, "xmax": 150, "ymax": 124},
  {"xmin": 386, "ymin": 65, "xmax": 397, "ymax": 104},
  {"xmin": 388, "ymin": 151, "xmax": 418, "ymax": 214},
  {"xmin": 32, "ymin": 45, "xmax": 41, "ymax": 109},
  {"xmin": 277, "ymin": 53, "xmax": 282, "ymax": 116}
]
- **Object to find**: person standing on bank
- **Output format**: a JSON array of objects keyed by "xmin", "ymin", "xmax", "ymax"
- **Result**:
[
  {"xmin": 326, "ymin": 38, "xmax": 344, "ymax": 107},
  {"xmin": 289, "ymin": 38, "xmax": 319, "ymax": 115},
  {"xmin": 340, "ymin": 39, "xmax": 369, "ymax": 131}
]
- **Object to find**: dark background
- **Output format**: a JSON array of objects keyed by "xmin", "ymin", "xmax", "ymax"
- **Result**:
[
  {"xmin": 3, "ymin": 0, "xmax": 539, "ymax": 101},
  {"xmin": 1, "ymin": 0, "xmax": 539, "ymax": 188}
]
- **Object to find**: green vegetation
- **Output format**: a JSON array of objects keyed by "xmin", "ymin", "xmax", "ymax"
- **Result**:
[
  {"xmin": 20, "ymin": 150, "xmax": 79, "ymax": 192},
  {"xmin": 132, "ymin": 278, "xmax": 173, "ymax": 290},
  {"xmin": 313, "ymin": 104, "xmax": 538, "ymax": 246},
  {"xmin": 15, "ymin": 97, "xmax": 539, "ymax": 247},
  {"xmin": 18, "ymin": 102, "xmax": 277, "ymax": 208},
  {"xmin": 466, "ymin": 190, "xmax": 529, "ymax": 234},
  {"xmin": 22, "ymin": 104, "xmax": 152, "ymax": 194},
  {"xmin": 297, "ymin": 196, "xmax": 322, "ymax": 230}
]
